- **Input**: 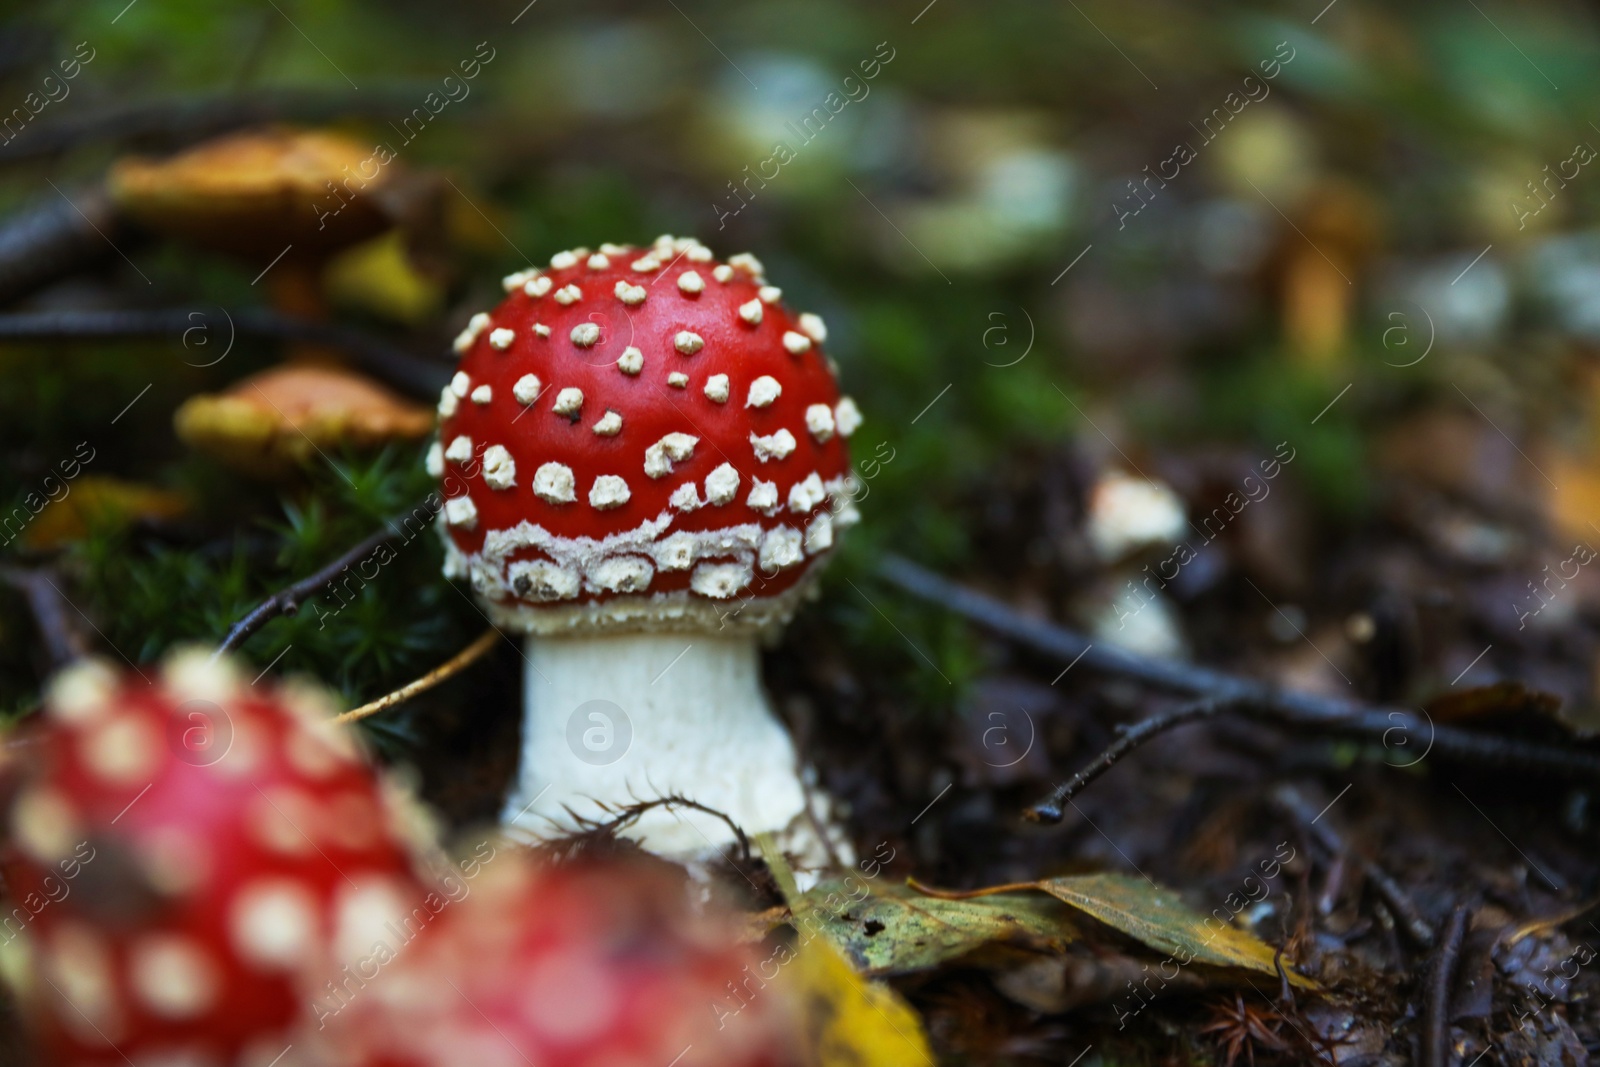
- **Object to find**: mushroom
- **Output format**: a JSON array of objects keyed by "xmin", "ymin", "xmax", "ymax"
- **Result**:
[
  {"xmin": 0, "ymin": 650, "xmax": 432, "ymax": 1067},
  {"xmin": 1085, "ymin": 470, "xmax": 1187, "ymax": 564},
  {"xmin": 1081, "ymin": 469, "xmax": 1191, "ymax": 660},
  {"xmin": 108, "ymin": 126, "xmax": 402, "ymax": 324},
  {"xmin": 320, "ymin": 848, "xmax": 791, "ymax": 1067},
  {"xmin": 434, "ymin": 236, "xmax": 861, "ymax": 862},
  {"xmin": 109, "ymin": 127, "xmax": 442, "ymax": 473},
  {"xmin": 174, "ymin": 362, "xmax": 434, "ymax": 477}
]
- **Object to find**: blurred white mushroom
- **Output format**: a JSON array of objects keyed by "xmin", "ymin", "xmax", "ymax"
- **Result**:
[
  {"xmin": 1085, "ymin": 471, "xmax": 1188, "ymax": 564},
  {"xmin": 1382, "ymin": 252, "xmax": 1509, "ymax": 347},
  {"xmin": 904, "ymin": 111, "xmax": 1078, "ymax": 272},
  {"xmin": 1088, "ymin": 584, "xmax": 1189, "ymax": 660}
]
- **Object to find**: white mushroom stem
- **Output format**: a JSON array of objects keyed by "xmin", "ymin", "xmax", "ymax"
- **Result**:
[{"xmin": 501, "ymin": 632, "xmax": 832, "ymax": 861}]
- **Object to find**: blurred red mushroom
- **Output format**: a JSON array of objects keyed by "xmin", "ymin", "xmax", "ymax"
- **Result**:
[
  {"xmin": 319, "ymin": 849, "xmax": 795, "ymax": 1067},
  {"xmin": 0, "ymin": 650, "xmax": 432, "ymax": 1067}
]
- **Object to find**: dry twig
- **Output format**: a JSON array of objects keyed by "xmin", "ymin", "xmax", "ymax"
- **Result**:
[
  {"xmin": 0, "ymin": 89, "xmax": 427, "ymax": 164},
  {"xmin": 214, "ymin": 505, "xmax": 431, "ymax": 655},
  {"xmin": 0, "ymin": 565, "xmax": 91, "ymax": 667},
  {"xmin": 1025, "ymin": 695, "xmax": 1247, "ymax": 822},
  {"xmin": 1272, "ymin": 784, "xmax": 1435, "ymax": 948},
  {"xmin": 877, "ymin": 555, "xmax": 1600, "ymax": 798},
  {"xmin": 0, "ymin": 309, "xmax": 450, "ymax": 399},
  {"xmin": 0, "ymin": 188, "xmax": 119, "ymax": 306},
  {"xmin": 334, "ymin": 629, "xmax": 499, "ymax": 725},
  {"xmin": 1423, "ymin": 903, "xmax": 1471, "ymax": 1067}
]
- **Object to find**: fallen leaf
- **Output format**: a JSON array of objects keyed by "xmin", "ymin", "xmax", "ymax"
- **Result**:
[
  {"xmin": 783, "ymin": 935, "xmax": 937, "ymax": 1067},
  {"xmin": 21, "ymin": 476, "xmax": 188, "ymax": 550},
  {"xmin": 910, "ymin": 873, "xmax": 1315, "ymax": 989},
  {"xmin": 1508, "ymin": 897, "xmax": 1600, "ymax": 946},
  {"xmin": 1543, "ymin": 447, "xmax": 1600, "ymax": 548},
  {"xmin": 1425, "ymin": 680, "xmax": 1600, "ymax": 741},
  {"xmin": 986, "ymin": 948, "xmax": 1208, "ymax": 1013},
  {"xmin": 1035, "ymin": 873, "xmax": 1313, "ymax": 986},
  {"xmin": 801, "ymin": 878, "xmax": 1076, "ymax": 976}
]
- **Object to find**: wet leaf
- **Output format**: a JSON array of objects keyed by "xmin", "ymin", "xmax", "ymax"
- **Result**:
[{"xmin": 801, "ymin": 878, "xmax": 1077, "ymax": 976}]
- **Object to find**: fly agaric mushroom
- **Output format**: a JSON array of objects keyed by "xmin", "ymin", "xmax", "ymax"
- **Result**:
[
  {"xmin": 434, "ymin": 236, "xmax": 861, "ymax": 861},
  {"xmin": 320, "ymin": 849, "xmax": 793, "ymax": 1067},
  {"xmin": 174, "ymin": 362, "xmax": 434, "ymax": 477},
  {"xmin": 0, "ymin": 650, "xmax": 431, "ymax": 1067}
]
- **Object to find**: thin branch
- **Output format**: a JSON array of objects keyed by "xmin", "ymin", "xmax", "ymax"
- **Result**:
[
  {"xmin": 878, "ymin": 555, "xmax": 1600, "ymax": 785},
  {"xmin": 334, "ymin": 629, "xmax": 498, "ymax": 725},
  {"xmin": 0, "ymin": 188, "xmax": 120, "ymax": 306},
  {"xmin": 1025, "ymin": 696, "xmax": 1245, "ymax": 822},
  {"xmin": 0, "ymin": 309, "xmax": 451, "ymax": 400},
  {"xmin": 214, "ymin": 508, "xmax": 429, "ymax": 656},
  {"xmin": 1, "ymin": 565, "xmax": 91, "ymax": 667},
  {"xmin": 1272, "ymin": 785, "xmax": 1435, "ymax": 948},
  {"xmin": 1423, "ymin": 903, "xmax": 1471, "ymax": 1067}
]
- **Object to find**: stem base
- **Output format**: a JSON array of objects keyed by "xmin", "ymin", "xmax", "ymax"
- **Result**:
[{"xmin": 502, "ymin": 632, "xmax": 840, "ymax": 863}]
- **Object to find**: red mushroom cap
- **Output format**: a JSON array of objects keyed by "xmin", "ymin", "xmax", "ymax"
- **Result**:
[
  {"xmin": 322, "ymin": 850, "xmax": 794, "ymax": 1067},
  {"xmin": 1, "ymin": 652, "xmax": 432, "ymax": 1067},
  {"xmin": 432, "ymin": 236, "xmax": 862, "ymax": 635}
]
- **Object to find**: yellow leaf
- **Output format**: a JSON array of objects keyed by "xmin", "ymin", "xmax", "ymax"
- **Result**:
[
  {"xmin": 785, "ymin": 935, "xmax": 937, "ymax": 1067},
  {"xmin": 1035, "ymin": 873, "xmax": 1314, "ymax": 988}
]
